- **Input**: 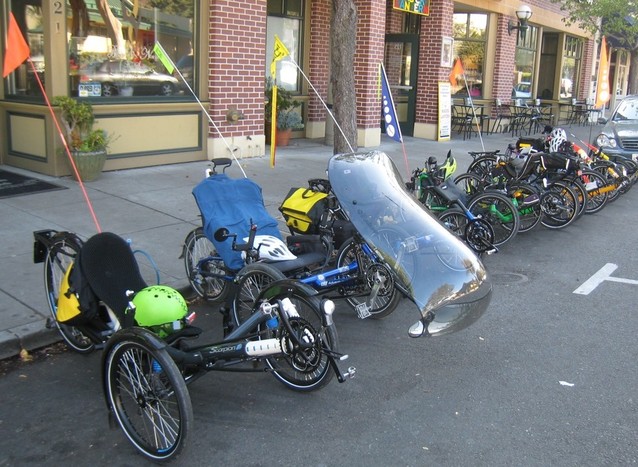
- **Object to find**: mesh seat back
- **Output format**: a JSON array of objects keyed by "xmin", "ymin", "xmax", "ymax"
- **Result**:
[{"xmin": 80, "ymin": 232, "xmax": 147, "ymax": 318}]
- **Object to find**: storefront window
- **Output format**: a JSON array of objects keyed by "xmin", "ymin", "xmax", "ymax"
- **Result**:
[
  {"xmin": 452, "ymin": 13, "xmax": 487, "ymax": 98},
  {"xmin": 3, "ymin": 1, "xmax": 45, "ymax": 99},
  {"xmin": 266, "ymin": 0, "xmax": 303, "ymax": 92},
  {"xmin": 513, "ymin": 26, "xmax": 538, "ymax": 100},
  {"xmin": 560, "ymin": 36, "xmax": 582, "ymax": 100},
  {"xmin": 66, "ymin": 0, "xmax": 195, "ymax": 99}
]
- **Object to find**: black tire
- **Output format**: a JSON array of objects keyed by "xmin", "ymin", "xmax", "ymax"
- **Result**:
[
  {"xmin": 540, "ymin": 181, "xmax": 578, "ymax": 229},
  {"xmin": 335, "ymin": 236, "xmax": 402, "ymax": 319},
  {"xmin": 265, "ymin": 291, "xmax": 337, "ymax": 392},
  {"xmin": 103, "ymin": 329, "xmax": 192, "ymax": 462},
  {"xmin": 231, "ymin": 262, "xmax": 287, "ymax": 327},
  {"xmin": 183, "ymin": 227, "xmax": 230, "ymax": 302},
  {"xmin": 453, "ymin": 172, "xmax": 487, "ymax": 198},
  {"xmin": 507, "ymin": 183, "xmax": 542, "ymax": 233},
  {"xmin": 592, "ymin": 162, "xmax": 624, "ymax": 203},
  {"xmin": 101, "ymin": 82, "xmax": 117, "ymax": 96},
  {"xmin": 566, "ymin": 177, "xmax": 587, "ymax": 218},
  {"xmin": 438, "ymin": 208, "xmax": 469, "ymax": 239},
  {"xmin": 466, "ymin": 155, "xmax": 498, "ymax": 178},
  {"xmin": 44, "ymin": 233, "xmax": 95, "ymax": 354},
  {"xmin": 579, "ymin": 170, "xmax": 608, "ymax": 214},
  {"xmin": 467, "ymin": 191, "xmax": 520, "ymax": 247},
  {"xmin": 232, "ymin": 265, "xmax": 338, "ymax": 391},
  {"xmin": 159, "ymin": 82, "xmax": 174, "ymax": 96}
]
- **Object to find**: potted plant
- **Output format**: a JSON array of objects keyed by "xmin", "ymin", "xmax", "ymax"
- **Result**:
[
  {"xmin": 275, "ymin": 109, "xmax": 304, "ymax": 146},
  {"xmin": 265, "ymin": 78, "xmax": 303, "ymax": 146},
  {"xmin": 53, "ymin": 96, "xmax": 112, "ymax": 181}
]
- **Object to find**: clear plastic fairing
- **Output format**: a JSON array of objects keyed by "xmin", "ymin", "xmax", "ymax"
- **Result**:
[{"xmin": 328, "ymin": 151, "xmax": 492, "ymax": 337}]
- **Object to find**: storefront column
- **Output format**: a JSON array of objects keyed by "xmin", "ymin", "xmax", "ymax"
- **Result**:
[
  {"xmin": 413, "ymin": 0, "xmax": 454, "ymax": 140},
  {"xmin": 353, "ymin": 0, "xmax": 386, "ymax": 148},
  {"xmin": 306, "ymin": 0, "xmax": 331, "ymax": 141}
]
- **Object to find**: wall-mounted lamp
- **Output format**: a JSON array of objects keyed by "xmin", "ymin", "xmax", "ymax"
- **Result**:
[{"xmin": 508, "ymin": 5, "xmax": 533, "ymax": 39}]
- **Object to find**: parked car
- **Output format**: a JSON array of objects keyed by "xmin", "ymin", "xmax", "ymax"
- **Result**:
[
  {"xmin": 594, "ymin": 95, "xmax": 638, "ymax": 162},
  {"xmin": 512, "ymin": 82, "xmax": 532, "ymax": 98},
  {"xmin": 80, "ymin": 59, "xmax": 179, "ymax": 97},
  {"xmin": 174, "ymin": 54, "xmax": 194, "ymax": 91}
]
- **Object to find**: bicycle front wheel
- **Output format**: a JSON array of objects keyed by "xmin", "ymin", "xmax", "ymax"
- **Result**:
[
  {"xmin": 231, "ymin": 262, "xmax": 287, "ymax": 327},
  {"xmin": 467, "ymin": 191, "xmax": 520, "ymax": 247},
  {"xmin": 43, "ymin": 232, "xmax": 95, "ymax": 353},
  {"xmin": 103, "ymin": 329, "xmax": 192, "ymax": 462},
  {"xmin": 336, "ymin": 236, "xmax": 402, "ymax": 319},
  {"xmin": 266, "ymin": 291, "xmax": 338, "ymax": 392},
  {"xmin": 183, "ymin": 227, "xmax": 230, "ymax": 302}
]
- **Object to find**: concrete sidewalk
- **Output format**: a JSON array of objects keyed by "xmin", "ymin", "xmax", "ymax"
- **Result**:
[{"xmin": 0, "ymin": 123, "xmax": 604, "ymax": 359}]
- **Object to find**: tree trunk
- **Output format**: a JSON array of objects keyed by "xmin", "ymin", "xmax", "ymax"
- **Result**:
[
  {"xmin": 331, "ymin": 0, "xmax": 358, "ymax": 155},
  {"xmin": 629, "ymin": 50, "xmax": 638, "ymax": 95}
]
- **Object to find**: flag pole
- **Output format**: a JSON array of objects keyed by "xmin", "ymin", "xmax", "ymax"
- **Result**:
[
  {"xmin": 28, "ymin": 59, "xmax": 102, "ymax": 233},
  {"xmin": 154, "ymin": 42, "xmax": 247, "ymax": 178}
]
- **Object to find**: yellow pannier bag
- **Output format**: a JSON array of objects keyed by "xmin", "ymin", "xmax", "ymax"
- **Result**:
[
  {"xmin": 279, "ymin": 187, "xmax": 328, "ymax": 234},
  {"xmin": 57, "ymin": 263, "xmax": 82, "ymax": 323}
]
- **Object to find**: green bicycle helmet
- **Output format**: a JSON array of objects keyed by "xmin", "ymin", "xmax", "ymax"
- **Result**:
[{"xmin": 133, "ymin": 285, "xmax": 188, "ymax": 337}]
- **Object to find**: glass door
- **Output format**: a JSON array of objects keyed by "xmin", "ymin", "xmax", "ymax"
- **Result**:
[{"xmin": 384, "ymin": 34, "xmax": 419, "ymax": 137}]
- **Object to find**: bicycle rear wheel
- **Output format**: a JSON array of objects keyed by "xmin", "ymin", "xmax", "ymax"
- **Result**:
[
  {"xmin": 182, "ymin": 227, "xmax": 230, "ymax": 302},
  {"xmin": 103, "ymin": 329, "xmax": 192, "ymax": 462},
  {"xmin": 43, "ymin": 232, "xmax": 95, "ymax": 353}
]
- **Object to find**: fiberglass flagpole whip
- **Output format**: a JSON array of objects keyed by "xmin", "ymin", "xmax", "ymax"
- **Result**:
[{"xmin": 153, "ymin": 42, "xmax": 247, "ymax": 178}]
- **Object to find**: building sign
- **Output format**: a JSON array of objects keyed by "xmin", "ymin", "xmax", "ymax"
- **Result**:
[{"xmin": 393, "ymin": 0, "xmax": 430, "ymax": 16}]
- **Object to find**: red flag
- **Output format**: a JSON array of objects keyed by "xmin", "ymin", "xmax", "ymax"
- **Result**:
[
  {"xmin": 3, "ymin": 12, "xmax": 30, "ymax": 78},
  {"xmin": 449, "ymin": 57, "xmax": 464, "ymax": 87},
  {"xmin": 595, "ymin": 36, "xmax": 610, "ymax": 109}
]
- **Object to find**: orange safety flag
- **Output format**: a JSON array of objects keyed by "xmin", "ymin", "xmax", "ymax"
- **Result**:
[
  {"xmin": 449, "ymin": 57, "xmax": 464, "ymax": 87},
  {"xmin": 3, "ymin": 12, "xmax": 31, "ymax": 78},
  {"xmin": 595, "ymin": 36, "xmax": 610, "ymax": 109}
]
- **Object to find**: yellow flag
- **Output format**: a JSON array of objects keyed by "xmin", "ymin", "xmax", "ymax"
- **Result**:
[
  {"xmin": 270, "ymin": 35, "xmax": 290, "ymax": 78},
  {"xmin": 270, "ymin": 86, "xmax": 278, "ymax": 167}
]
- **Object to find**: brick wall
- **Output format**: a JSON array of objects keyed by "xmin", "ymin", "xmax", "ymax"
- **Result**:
[
  {"xmin": 493, "ymin": 14, "xmax": 518, "ymax": 106},
  {"xmin": 353, "ymin": 0, "xmax": 386, "ymax": 129},
  {"xmin": 308, "ymin": 0, "xmax": 331, "ymax": 122},
  {"xmin": 207, "ymin": 0, "xmax": 266, "ymax": 138},
  {"xmin": 414, "ymin": 0, "xmax": 454, "ymax": 124}
]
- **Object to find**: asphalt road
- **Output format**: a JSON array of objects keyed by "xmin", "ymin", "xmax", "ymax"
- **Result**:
[{"xmin": 1, "ymin": 187, "xmax": 637, "ymax": 466}]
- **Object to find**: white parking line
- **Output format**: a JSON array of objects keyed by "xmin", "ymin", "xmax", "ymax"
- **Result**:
[{"xmin": 573, "ymin": 263, "xmax": 638, "ymax": 295}]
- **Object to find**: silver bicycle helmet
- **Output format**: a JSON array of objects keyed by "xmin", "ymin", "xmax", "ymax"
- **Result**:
[
  {"xmin": 548, "ymin": 127, "xmax": 567, "ymax": 153},
  {"xmin": 243, "ymin": 235, "xmax": 297, "ymax": 261}
]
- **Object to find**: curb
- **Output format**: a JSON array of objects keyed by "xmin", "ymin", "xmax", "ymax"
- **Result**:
[{"xmin": 0, "ymin": 284, "xmax": 196, "ymax": 361}]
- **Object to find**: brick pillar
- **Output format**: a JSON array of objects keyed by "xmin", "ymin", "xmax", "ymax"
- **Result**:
[
  {"xmin": 579, "ymin": 38, "xmax": 595, "ymax": 101},
  {"xmin": 207, "ymin": 0, "xmax": 266, "ymax": 158},
  {"xmin": 412, "ymin": 0, "xmax": 454, "ymax": 139},
  {"xmin": 492, "ymin": 14, "xmax": 517, "ymax": 104},
  {"xmin": 307, "ymin": 0, "xmax": 332, "ymax": 140},
  {"xmin": 353, "ymin": 0, "xmax": 386, "ymax": 147}
]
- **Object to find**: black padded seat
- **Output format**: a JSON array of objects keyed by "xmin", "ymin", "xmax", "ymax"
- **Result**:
[{"xmin": 80, "ymin": 232, "xmax": 147, "ymax": 317}]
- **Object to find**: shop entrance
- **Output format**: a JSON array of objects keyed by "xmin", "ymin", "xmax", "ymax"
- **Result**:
[{"xmin": 384, "ymin": 34, "xmax": 419, "ymax": 137}]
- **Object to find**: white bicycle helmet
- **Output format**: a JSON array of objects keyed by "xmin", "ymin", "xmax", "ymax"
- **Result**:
[
  {"xmin": 243, "ymin": 235, "xmax": 297, "ymax": 261},
  {"xmin": 548, "ymin": 127, "xmax": 567, "ymax": 153}
]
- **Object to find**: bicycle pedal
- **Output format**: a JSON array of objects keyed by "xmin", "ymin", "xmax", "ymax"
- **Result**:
[{"xmin": 343, "ymin": 366, "xmax": 356, "ymax": 379}]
